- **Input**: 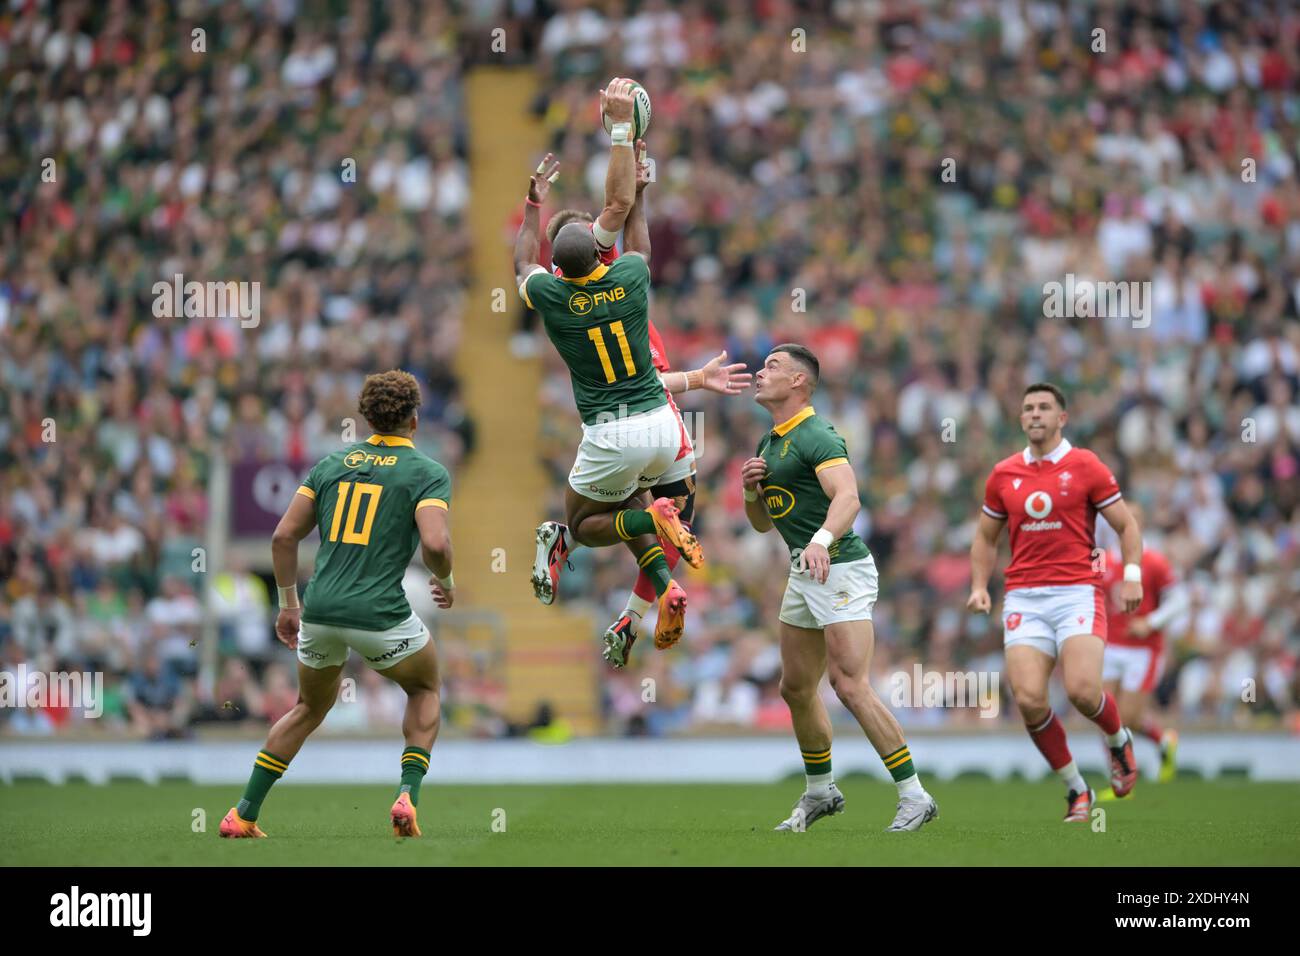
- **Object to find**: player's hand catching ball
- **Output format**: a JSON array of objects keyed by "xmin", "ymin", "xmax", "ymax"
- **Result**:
[
  {"xmin": 430, "ymin": 576, "xmax": 455, "ymax": 610},
  {"xmin": 799, "ymin": 542, "xmax": 831, "ymax": 585},
  {"xmin": 700, "ymin": 350, "xmax": 752, "ymax": 395},
  {"xmin": 741, "ymin": 457, "xmax": 768, "ymax": 492},
  {"xmin": 966, "ymin": 588, "xmax": 992, "ymax": 614},
  {"xmin": 528, "ymin": 152, "xmax": 560, "ymax": 205},
  {"xmin": 600, "ymin": 77, "xmax": 635, "ymax": 124},
  {"xmin": 275, "ymin": 607, "xmax": 302, "ymax": 649}
]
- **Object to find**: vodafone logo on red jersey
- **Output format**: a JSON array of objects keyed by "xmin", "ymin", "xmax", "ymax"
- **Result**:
[
  {"xmin": 1025, "ymin": 491, "xmax": 1053, "ymax": 518},
  {"xmin": 1020, "ymin": 490, "xmax": 1063, "ymax": 531}
]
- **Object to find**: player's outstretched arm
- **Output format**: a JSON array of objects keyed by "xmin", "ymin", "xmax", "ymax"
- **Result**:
[
  {"xmin": 416, "ymin": 504, "xmax": 454, "ymax": 609},
  {"xmin": 622, "ymin": 140, "xmax": 652, "ymax": 261},
  {"xmin": 271, "ymin": 491, "xmax": 317, "ymax": 648},
  {"xmin": 514, "ymin": 153, "xmax": 559, "ymax": 288},
  {"xmin": 1100, "ymin": 500, "xmax": 1143, "ymax": 613},
  {"xmin": 596, "ymin": 78, "xmax": 636, "ymax": 238},
  {"xmin": 967, "ymin": 512, "xmax": 1004, "ymax": 614},
  {"xmin": 663, "ymin": 350, "xmax": 752, "ymax": 395}
]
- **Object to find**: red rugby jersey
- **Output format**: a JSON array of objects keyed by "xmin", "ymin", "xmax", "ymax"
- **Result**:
[
  {"xmin": 1102, "ymin": 548, "xmax": 1175, "ymax": 649},
  {"xmin": 982, "ymin": 439, "xmax": 1122, "ymax": 591}
]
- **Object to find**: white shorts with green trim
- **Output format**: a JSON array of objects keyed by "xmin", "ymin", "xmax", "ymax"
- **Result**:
[
  {"xmin": 568, "ymin": 402, "xmax": 684, "ymax": 502},
  {"xmin": 297, "ymin": 610, "xmax": 429, "ymax": 670},
  {"xmin": 778, "ymin": 554, "xmax": 879, "ymax": 630}
]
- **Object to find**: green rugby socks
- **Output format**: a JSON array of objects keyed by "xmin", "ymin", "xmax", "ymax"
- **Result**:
[
  {"xmin": 237, "ymin": 750, "xmax": 288, "ymax": 821},
  {"xmin": 399, "ymin": 746, "xmax": 431, "ymax": 806}
]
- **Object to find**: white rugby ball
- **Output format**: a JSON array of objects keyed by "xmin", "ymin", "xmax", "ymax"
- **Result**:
[{"xmin": 602, "ymin": 80, "xmax": 651, "ymax": 139}]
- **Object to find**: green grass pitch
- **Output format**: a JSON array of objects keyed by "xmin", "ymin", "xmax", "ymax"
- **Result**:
[{"xmin": 3, "ymin": 779, "xmax": 1297, "ymax": 866}]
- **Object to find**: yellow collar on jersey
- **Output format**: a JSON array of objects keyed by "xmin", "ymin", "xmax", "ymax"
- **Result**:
[
  {"xmin": 562, "ymin": 263, "xmax": 610, "ymax": 285},
  {"xmin": 772, "ymin": 406, "xmax": 816, "ymax": 437},
  {"xmin": 367, "ymin": 434, "xmax": 414, "ymax": 448}
]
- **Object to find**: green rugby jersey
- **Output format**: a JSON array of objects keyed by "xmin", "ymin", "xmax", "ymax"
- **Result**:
[
  {"xmin": 296, "ymin": 434, "xmax": 451, "ymax": 630},
  {"xmin": 520, "ymin": 255, "xmax": 667, "ymax": 425},
  {"xmin": 756, "ymin": 406, "xmax": 870, "ymax": 566}
]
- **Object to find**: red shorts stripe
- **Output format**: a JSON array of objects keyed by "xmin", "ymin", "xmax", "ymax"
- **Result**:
[{"xmin": 1093, "ymin": 586, "xmax": 1108, "ymax": 641}]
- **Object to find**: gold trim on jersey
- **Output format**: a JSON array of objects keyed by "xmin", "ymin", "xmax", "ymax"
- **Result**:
[
  {"xmin": 815, "ymin": 457, "xmax": 848, "ymax": 473},
  {"xmin": 771, "ymin": 405, "xmax": 816, "ymax": 437},
  {"xmin": 296, "ymin": 485, "xmax": 316, "ymax": 500},
  {"xmin": 367, "ymin": 434, "xmax": 414, "ymax": 448},
  {"xmin": 415, "ymin": 498, "xmax": 448, "ymax": 512},
  {"xmin": 561, "ymin": 263, "xmax": 610, "ymax": 286}
]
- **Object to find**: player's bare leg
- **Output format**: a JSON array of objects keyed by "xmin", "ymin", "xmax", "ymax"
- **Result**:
[
  {"xmin": 221, "ymin": 661, "xmax": 344, "ymax": 838},
  {"xmin": 824, "ymin": 620, "xmax": 937, "ymax": 831},
  {"xmin": 1061, "ymin": 634, "xmax": 1136, "ymax": 797},
  {"xmin": 774, "ymin": 622, "xmax": 844, "ymax": 831},
  {"xmin": 380, "ymin": 640, "xmax": 441, "ymax": 836},
  {"xmin": 1006, "ymin": 644, "xmax": 1092, "ymax": 820},
  {"xmin": 565, "ymin": 485, "xmax": 701, "ymax": 567}
]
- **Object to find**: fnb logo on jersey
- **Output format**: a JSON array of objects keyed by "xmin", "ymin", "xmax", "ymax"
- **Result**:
[
  {"xmin": 590, "ymin": 287, "xmax": 626, "ymax": 307},
  {"xmin": 1021, "ymin": 491, "xmax": 1063, "ymax": 531},
  {"xmin": 344, "ymin": 451, "xmax": 399, "ymax": 468},
  {"xmin": 568, "ymin": 290, "xmax": 593, "ymax": 314}
]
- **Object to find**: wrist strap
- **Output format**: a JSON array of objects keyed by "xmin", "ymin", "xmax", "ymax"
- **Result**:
[
  {"xmin": 609, "ymin": 122, "xmax": 633, "ymax": 147},
  {"xmin": 1123, "ymin": 563, "xmax": 1142, "ymax": 583},
  {"xmin": 436, "ymin": 571, "xmax": 455, "ymax": 590},
  {"xmin": 743, "ymin": 487, "xmax": 758, "ymax": 502},
  {"xmin": 686, "ymin": 369, "xmax": 704, "ymax": 390},
  {"xmin": 524, "ymin": 196, "xmax": 541, "ymax": 208},
  {"xmin": 277, "ymin": 584, "xmax": 300, "ymax": 610},
  {"xmin": 811, "ymin": 528, "xmax": 834, "ymax": 549}
]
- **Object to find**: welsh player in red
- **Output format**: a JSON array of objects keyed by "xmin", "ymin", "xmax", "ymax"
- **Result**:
[
  {"xmin": 1099, "ymin": 502, "xmax": 1182, "ymax": 787},
  {"xmin": 967, "ymin": 383, "xmax": 1145, "ymax": 822},
  {"xmin": 523, "ymin": 145, "xmax": 749, "ymax": 665}
]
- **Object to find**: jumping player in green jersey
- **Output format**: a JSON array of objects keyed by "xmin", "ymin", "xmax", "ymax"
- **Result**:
[
  {"xmin": 513, "ymin": 78, "xmax": 701, "ymax": 650},
  {"xmin": 742, "ymin": 345, "xmax": 939, "ymax": 834},
  {"xmin": 220, "ymin": 370, "xmax": 454, "ymax": 840}
]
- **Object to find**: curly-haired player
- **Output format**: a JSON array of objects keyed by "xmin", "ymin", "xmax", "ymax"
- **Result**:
[{"xmin": 220, "ymin": 370, "xmax": 455, "ymax": 840}]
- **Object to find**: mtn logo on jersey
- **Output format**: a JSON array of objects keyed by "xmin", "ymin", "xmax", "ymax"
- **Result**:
[
  {"xmin": 344, "ymin": 450, "xmax": 400, "ymax": 468},
  {"xmin": 764, "ymin": 485, "xmax": 796, "ymax": 519}
]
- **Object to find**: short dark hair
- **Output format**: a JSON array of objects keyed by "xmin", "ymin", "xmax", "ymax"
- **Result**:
[
  {"xmin": 1022, "ymin": 382, "xmax": 1067, "ymax": 410},
  {"xmin": 359, "ymin": 369, "xmax": 421, "ymax": 433},
  {"xmin": 546, "ymin": 209, "xmax": 593, "ymax": 244},
  {"xmin": 771, "ymin": 343, "xmax": 820, "ymax": 389},
  {"xmin": 552, "ymin": 222, "xmax": 598, "ymax": 278}
]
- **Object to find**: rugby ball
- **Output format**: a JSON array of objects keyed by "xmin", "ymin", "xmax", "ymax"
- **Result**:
[{"xmin": 602, "ymin": 80, "xmax": 652, "ymax": 139}]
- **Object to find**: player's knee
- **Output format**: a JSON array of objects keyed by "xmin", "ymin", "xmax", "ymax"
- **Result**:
[
  {"xmin": 1014, "ymin": 690, "xmax": 1050, "ymax": 722},
  {"xmin": 779, "ymin": 679, "xmax": 817, "ymax": 708},
  {"xmin": 1064, "ymin": 676, "xmax": 1101, "ymax": 711},
  {"xmin": 828, "ymin": 670, "xmax": 869, "ymax": 709}
]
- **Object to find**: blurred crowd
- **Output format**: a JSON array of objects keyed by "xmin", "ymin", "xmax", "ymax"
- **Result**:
[
  {"xmin": 520, "ymin": 0, "xmax": 1300, "ymax": 733},
  {"xmin": 1, "ymin": 0, "xmax": 477, "ymax": 736},
  {"xmin": 3, "ymin": 0, "xmax": 1298, "ymax": 740}
]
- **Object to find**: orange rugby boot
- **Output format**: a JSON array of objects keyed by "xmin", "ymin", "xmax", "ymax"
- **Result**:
[
  {"xmin": 654, "ymin": 580, "xmax": 689, "ymax": 650},
  {"xmin": 390, "ymin": 792, "xmax": 422, "ymax": 837},
  {"xmin": 646, "ymin": 498, "xmax": 703, "ymax": 569},
  {"xmin": 219, "ymin": 807, "xmax": 267, "ymax": 838}
]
